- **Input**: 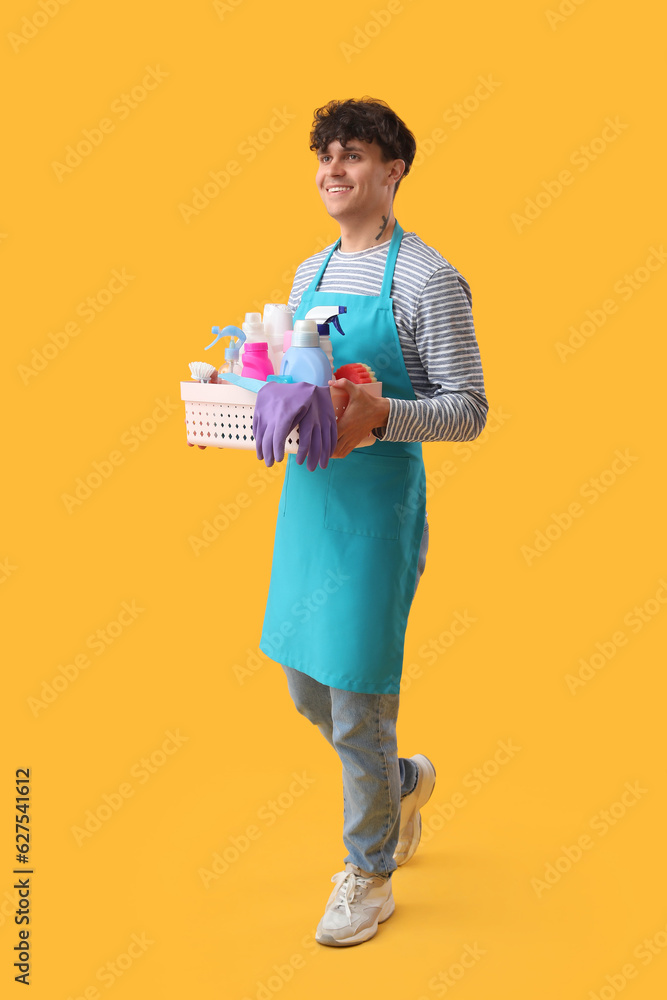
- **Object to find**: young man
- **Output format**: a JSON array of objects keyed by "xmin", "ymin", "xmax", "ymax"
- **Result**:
[{"xmin": 254, "ymin": 98, "xmax": 488, "ymax": 946}]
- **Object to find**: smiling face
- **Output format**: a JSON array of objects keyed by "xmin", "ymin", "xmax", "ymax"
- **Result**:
[{"xmin": 315, "ymin": 139, "xmax": 404, "ymax": 229}]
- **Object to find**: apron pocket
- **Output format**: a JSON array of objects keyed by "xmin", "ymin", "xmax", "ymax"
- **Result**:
[{"xmin": 324, "ymin": 452, "xmax": 410, "ymax": 540}]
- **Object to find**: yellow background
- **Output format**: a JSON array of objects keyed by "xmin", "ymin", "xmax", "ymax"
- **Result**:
[{"xmin": 3, "ymin": 0, "xmax": 666, "ymax": 997}]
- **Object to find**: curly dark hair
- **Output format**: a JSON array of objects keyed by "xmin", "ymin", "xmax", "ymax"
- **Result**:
[{"xmin": 309, "ymin": 97, "xmax": 416, "ymax": 195}]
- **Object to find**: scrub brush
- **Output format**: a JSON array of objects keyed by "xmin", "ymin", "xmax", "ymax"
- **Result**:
[{"xmin": 189, "ymin": 361, "xmax": 217, "ymax": 382}]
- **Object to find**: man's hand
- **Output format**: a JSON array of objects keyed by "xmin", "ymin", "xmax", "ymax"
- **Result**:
[{"xmin": 329, "ymin": 378, "xmax": 390, "ymax": 459}]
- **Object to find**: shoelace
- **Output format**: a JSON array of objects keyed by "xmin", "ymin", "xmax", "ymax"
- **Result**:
[{"xmin": 329, "ymin": 870, "xmax": 375, "ymax": 922}]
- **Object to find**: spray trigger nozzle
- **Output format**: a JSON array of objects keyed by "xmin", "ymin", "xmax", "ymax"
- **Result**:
[
  {"xmin": 304, "ymin": 306, "xmax": 347, "ymax": 337},
  {"xmin": 205, "ymin": 325, "xmax": 246, "ymax": 351},
  {"xmin": 329, "ymin": 314, "xmax": 346, "ymax": 336}
]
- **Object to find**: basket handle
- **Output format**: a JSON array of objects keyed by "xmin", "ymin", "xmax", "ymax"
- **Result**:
[{"xmin": 219, "ymin": 373, "xmax": 295, "ymax": 393}]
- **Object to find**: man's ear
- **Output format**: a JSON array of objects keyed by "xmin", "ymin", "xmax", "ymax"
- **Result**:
[
  {"xmin": 390, "ymin": 159, "xmax": 406, "ymax": 185},
  {"xmin": 389, "ymin": 159, "xmax": 406, "ymax": 201}
]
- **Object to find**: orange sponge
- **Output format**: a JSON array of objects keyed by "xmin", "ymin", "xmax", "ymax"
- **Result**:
[{"xmin": 334, "ymin": 362, "xmax": 377, "ymax": 384}]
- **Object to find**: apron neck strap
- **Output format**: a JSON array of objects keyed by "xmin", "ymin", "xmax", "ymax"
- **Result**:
[
  {"xmin": 380, "ymin": 221, "xmax": 403, "ymax": 299},
  {"xmin": 310, "ymin": 240, "xmax": 339, "ymax": 292},
  {"xmin": 307, "ymin": 219, "xmax": 404, "ymax": 295}
]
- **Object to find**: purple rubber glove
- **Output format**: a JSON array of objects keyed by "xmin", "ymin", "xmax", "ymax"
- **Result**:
[{"xmin": 253, "ymin": 381, "xmax": 338, "ymax": 471}]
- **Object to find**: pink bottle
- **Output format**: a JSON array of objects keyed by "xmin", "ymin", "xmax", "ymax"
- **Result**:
[{"xmin": 241, "ymin": 341, "xmax": 274, "ymax": 381}]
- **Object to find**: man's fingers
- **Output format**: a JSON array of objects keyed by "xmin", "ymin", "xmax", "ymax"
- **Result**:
[
  {"xmin": 330, "ymin": 415, "xmax": 338, "ymax": 454},
  {"xmin": 333, "ymin": 430, "xmax": 348, "ymax": 460},
  {"xmin": 330, "ymin": 377, "xmax": 356, "ymax": 392}
]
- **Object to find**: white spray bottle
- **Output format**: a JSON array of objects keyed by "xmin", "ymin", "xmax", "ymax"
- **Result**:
[{"xmin": 304, "ymin": 306, "xmax": 347, "ymax": 374}]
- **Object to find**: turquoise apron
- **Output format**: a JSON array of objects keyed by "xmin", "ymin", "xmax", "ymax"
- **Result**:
[{"xmin": 259, "ymin": 222, "xmax": 426, "ymax": 694}]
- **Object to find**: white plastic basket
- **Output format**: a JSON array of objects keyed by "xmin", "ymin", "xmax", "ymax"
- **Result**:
[{"xmin": 180, "ymin": 380, "xmax": 382, "ymax": 452}]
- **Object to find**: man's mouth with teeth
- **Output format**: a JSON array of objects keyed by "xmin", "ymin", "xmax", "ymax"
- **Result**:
[{"xmin": 327, "ymin": 186, "xmax": 353, "ymax": 193}]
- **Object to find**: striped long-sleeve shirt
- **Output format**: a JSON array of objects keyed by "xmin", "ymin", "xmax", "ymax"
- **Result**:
[{"xmin": 287, "ymin": 230, "xmax": 488, "ymax": 443}]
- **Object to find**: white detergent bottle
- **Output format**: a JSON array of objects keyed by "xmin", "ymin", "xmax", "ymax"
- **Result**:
[
  {"xmin": 304, "ymin": 306, "xmax": 347, "ymax": 374},
  {"xmin": 239, "ymin": 312, "xmax": 265, "ymax": 366},
  {"xmin": 263, "ymin": 303, "xmax": 292, "ymax": 376},
  {"xmin": 279, "ymin": 320, "xmax": 332, "ymax": 386}
]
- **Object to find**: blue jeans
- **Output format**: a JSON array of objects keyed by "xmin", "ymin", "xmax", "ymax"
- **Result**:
[{"xmin": 281, "ymin": 514, "xmax": 430, "ymax": 878}]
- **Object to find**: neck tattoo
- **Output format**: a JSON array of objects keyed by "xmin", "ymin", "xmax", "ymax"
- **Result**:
[{"xmin": 374, "ymin": 215, "xmax": 389, "ymax": 242}]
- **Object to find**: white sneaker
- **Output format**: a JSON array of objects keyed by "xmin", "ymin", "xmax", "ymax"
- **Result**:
[
  {"xmin": 394, "ymin": 754, "xmax": 437, "ymax": 866},
  {"xmin": 315, "ymin": 863, "xmax": 395, "ymax": 947}
]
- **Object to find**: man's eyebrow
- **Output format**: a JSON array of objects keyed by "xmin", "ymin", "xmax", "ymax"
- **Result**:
[{"xmin": 319, "ymin": 145, "xmax": 365, "ymax": 154}]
